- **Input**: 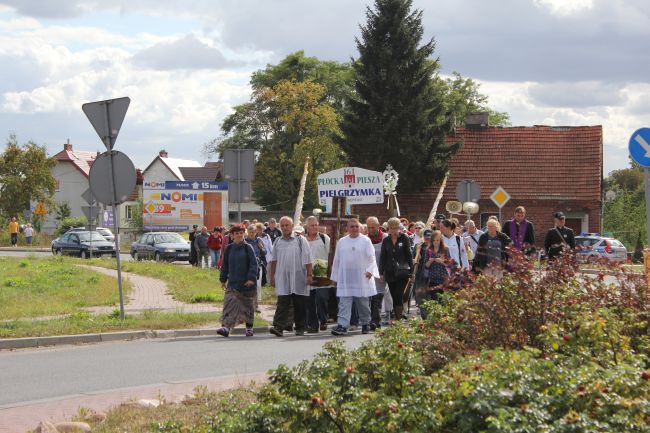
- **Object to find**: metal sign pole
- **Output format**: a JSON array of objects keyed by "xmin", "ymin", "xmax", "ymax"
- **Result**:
[
  {"xmin": 237, "ymin": 150, "xmax": 242, "ymax": 223},
  {"xmin": 89, "ymin": 186, "xmax": 93, "ymax": 259},
  {"xmin": 103, "ymin": 101, "xmax": 125, "ymax": 321},
  {"xmin": 645, "ymin": 168, "xmax": 650, "ymax": 247}
]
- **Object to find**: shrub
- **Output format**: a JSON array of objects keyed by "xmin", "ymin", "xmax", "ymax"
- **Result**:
[{"xmin": 57, "ymin": 216, "xmax": 88, "ymax": 235}]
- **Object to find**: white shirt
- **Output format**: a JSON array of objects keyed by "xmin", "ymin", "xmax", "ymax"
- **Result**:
[
  {"xmin": 24, "ymin": 227, "xmax": 34, "ymax": 237},
  {"xmin": 258, "ymin": 233, "xmax": 273, "ymax": 257},
  {"xmin": 330, "ymin": 235, "xmax": 378, "ymax": 298},
  {"xmin": 306, "ymin": 232, "xmax": 331, "ymax": 290},
  {"xmin": 443, "ymin": 233, "xmax": 470, "ymax": 269},
  {"xmin": 463, "ymin": 229, "xmax": 484, "ymax": 256},
  {"xmin": 268, "ymin": 234, "xmax": 312, "ymax": 296}
]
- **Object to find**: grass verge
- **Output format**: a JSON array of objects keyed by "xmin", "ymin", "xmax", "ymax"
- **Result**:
[
  {"xmin": 0, "ymin": 311, "xmax": 268, "ymax": 339},
  {"xmin": 78, "ymin": 258, "xmax": 223, "ymax": 304},
  {"xmin": 0, "ymin": 256, "xmax": 132, "ymax": 320},
  {"xmin": 71, "ymin": 387, "xmax": 256, "ymax": 433}
]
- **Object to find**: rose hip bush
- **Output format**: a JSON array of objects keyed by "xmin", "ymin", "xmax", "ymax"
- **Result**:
[{"xmin": 171, "ymin": 253, "xmax": 650, "ymax": 432}]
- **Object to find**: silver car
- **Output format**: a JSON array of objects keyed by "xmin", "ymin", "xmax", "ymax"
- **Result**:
[{"xmin": 575, "ymin": 235, "xmax": 628, "ymax": 263}]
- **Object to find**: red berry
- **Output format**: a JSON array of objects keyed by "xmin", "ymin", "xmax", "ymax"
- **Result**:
[
  {"xmin": 597, "ymin": 272, "xmax": 605, "ymax": 281},
  {"xmin": 311, "ymin": 396, "xmax": 319, "ymax": 405},
  {"xmin": 346, "ymin": 366, "xmax": 353, "ymax": 374},
  {"xmin": 408, "ymin": 378, "xmax": 416, "ymax": 385},
  {"xmin": 642, "ymin": 371, "xmax": 650, "ymax": 381},
  {"xmin": 397, "ymin": 342, "xmax": 404, "ymax": 349},
  {"xmin": 577, "ymin": 385, "xmax": 586, "ymax": 392},
  {"xmin": 375, "ymin": 409, "xmax": 382, "ymax": 417},
  {"xmin": 602, "ymin": 387, "xmax": 609, "ymax": 394},
  {"xmin": 473, "ymin": 364, "xmax": 482, "ymax": 371},
  {"xmin": 563, "ymin": 335, "xmax": 571, "ymax": 342},
  {"xmin": 566, "ymin": 298, "xmax": 576, "ymax": 306}
]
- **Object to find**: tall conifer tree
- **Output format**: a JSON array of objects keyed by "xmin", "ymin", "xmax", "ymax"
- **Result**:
[{"xmin": 343, "ymin": 0, "xmax": 459, "ymax": 191}]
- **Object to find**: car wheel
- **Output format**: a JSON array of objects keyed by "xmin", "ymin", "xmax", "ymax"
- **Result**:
[
  {"xmin": 133, "ymin": 251, "xmax": 140, "ymax": 261},
  {"xmin": 53, "ymin": 248, "xmax": 62, "ymax": 256},
  {"xmin": 81, "ymin": 250, "xmax": 88, "ymax": 259},
  {"xmin": 154, "ymin": 252, "xmax": 161, "ymax": 262}
]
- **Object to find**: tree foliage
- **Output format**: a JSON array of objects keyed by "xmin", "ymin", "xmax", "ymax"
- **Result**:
[
  {"xmin": 442, "ymin": 72, "xmax": 510, "ymax": 127},
  {"xmin": 342, "ymin": 0, "xmax": 460, "ymax": 192},
  {"xmin": 206, "ymin": 52, "xmax": 350, "ymax": 210},
  {"xmin": 603, "ymin": 164, "xmax": 645, "ymax": 248},
  {"xmin": 0, "ymin": 135, "xmax": 57, "ymax": 219}
]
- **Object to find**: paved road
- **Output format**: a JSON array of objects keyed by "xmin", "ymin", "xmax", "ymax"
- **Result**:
[{"xmin": 0, "ymin": 333, "xmax": 372, "ymax": 407}]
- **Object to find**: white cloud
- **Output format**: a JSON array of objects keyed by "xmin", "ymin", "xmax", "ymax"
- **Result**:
[{"xmin": 533, "ymin": 0, "xmax": 594, "ymax": 16}]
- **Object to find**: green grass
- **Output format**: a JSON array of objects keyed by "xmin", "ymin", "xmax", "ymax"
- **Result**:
[
  {"xmin": 0, "ymin": 230, "xmax": 56, "ymax": 248},
  {"xmin": 0, "ymin": 311, "xmax": 268, "ymax": 339},
  {"xmin": 0, "ymin": 256, "xmax": 132, "ymax": 320},
  {"xmin": 78, "ymin": 258, "xmax": 224, "ymax": 303}
]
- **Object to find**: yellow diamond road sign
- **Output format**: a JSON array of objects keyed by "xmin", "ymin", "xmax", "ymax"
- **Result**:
[
  {"xmin": 145, "ymin": 203, "xmax": 156, "ymax": 214},
  {"xmin": 490, "ymin": 186, "xmax": 511, "ymax": 209}
]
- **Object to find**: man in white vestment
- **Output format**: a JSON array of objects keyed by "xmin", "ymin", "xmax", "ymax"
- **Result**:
[{"xmin": 330, "ymin": 219, "xmax": 379, "ymax": 336}]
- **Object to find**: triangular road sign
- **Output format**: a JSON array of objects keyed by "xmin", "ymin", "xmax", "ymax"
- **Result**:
[{"xmin": 82, "ymin": 97, "xmax": 130, "ymax": 149}]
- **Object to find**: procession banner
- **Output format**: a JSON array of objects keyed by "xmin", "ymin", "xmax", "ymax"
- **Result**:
[{"xmin": 317, "ymin": 167, "xmax": 384, "ymax": 206}]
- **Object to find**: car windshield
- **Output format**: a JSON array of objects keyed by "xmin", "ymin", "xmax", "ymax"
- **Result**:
[
  {"xmin": 77, "ymin": 232, "xmax": 108, "ymax": 242},
  {"xmin": 154, "ymin": 234, "xmax": 185, "ymax": 243},
  {"xmin": 97, "ymin": 228, "xmax": 112, "ymax": 236}
]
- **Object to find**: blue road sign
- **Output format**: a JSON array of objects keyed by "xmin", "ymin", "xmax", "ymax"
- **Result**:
[{"xmin": 629, "ymin": 128, "xmax": 650, "ymax": 167}]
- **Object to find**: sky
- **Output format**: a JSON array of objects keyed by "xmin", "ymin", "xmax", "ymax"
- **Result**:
[{"xmin": 0, "ymin": 0, "xmax": 648, "ymax": 176}]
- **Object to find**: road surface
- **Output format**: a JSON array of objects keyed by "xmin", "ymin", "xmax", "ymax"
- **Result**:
[{"xmin": 0, "ymin": 333, "xmax": 372, "ymax": 407}]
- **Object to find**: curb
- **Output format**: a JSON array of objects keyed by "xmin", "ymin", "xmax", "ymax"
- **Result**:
[
  {"xmin": 0, "ymin": 247, "xmax": 50, "ymax": 252},
  {"xmin": 0, "ymin": 327, "xmax": 271, "ymax": 351},
  {"xmin": 579, "ymin": 268, "xmax": 644, "ymax": 277}
]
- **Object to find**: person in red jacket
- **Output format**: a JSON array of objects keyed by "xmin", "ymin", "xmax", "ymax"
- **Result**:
[{"xmin": 208, "ymin": 227, "xmax": 223, "ymax": 269}]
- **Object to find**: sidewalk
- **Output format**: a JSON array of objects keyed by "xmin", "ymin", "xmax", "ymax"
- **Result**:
[{"xmin": 0, "ymin": 372, "xmax": 267, "ymax": 433}]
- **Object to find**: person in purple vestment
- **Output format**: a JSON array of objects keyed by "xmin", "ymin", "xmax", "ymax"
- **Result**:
[{"xmin": 501, "ymin": 206, "xmax": 536, "ymax": 257}]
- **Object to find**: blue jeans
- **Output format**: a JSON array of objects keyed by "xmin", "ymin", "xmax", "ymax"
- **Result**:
[
  {"xmin": 209, "ymin": 248, "xmax": 221, "ymax": 268},
  {"xmin": 337, "ymin": 296, "xmax": 371, "ymax": 329}
]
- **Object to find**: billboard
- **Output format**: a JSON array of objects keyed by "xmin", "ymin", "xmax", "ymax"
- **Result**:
[
  {"xmin": 143, "ymin": 181, "xmax": 229, "ymax": 231},
  {"xmin": 317, "ymin": 167, "xmax": 384, "ymax": 206}
]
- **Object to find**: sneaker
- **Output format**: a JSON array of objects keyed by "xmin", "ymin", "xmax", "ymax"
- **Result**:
[
  {"xmin": 319, "ymin": 322, "xmax": 328, "ymax": 331},
  {"xmin": 245, "ymin": 328, "xmax": 254, "ymax": 337},
  {"xmin": 216, "ymin": 327, "xmax": 230, "ymax": 337},
  {"xmin": 306, "ymin": 328, "xmax": 319, "ymax": 334},
  {"xmin": 295, "ymin": 329, "xmax": 305, "ymax": 336},
  {"xmin": 331, "ymin": 325, "xmax": 348, "ymax": 336},
  {"xmin": 269, "ymin": 327, "xmax": 283, "ymax": 337},
  {"xmin": 361, "ymin": 325, "xmax": 370, "ymax": 334}
]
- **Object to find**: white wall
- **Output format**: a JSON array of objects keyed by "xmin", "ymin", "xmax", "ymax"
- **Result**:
[
  {"xmin": 143, "ymin": 159, "xmax": 178, "ymax": 185},
  {"xmin": 41, "ymin": 162, "xmax": 90, "ymax": 234}
]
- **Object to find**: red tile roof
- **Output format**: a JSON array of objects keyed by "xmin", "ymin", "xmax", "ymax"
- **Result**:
[
  {"xmin": 440, "ymin": 125, "xmax": 603, "ymax": 201},
  {"xmin": 53, "ymin": 147, "xmax": 98, "ymax": 177}
]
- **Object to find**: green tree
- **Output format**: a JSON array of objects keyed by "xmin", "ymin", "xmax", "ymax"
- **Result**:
[
  {"xmin": 55, "ymin": 201, "xmax": 72, "ymax": 222},
  {"xmin": 342, "ymin": 0, "xmax": 459, "ymax": 191},
  {"xmin": 442, "ymin": 72, "xmax": 510, "ymax": 127},
  {"xmin": 0, "ymin": 135, "xmax": 56, "ymax": 219},
  {"xmin": 127, "ymin": 195, "xmax": 144, "ymax": 231}
]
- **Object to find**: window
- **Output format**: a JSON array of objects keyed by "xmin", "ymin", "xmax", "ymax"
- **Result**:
[
  {"xmin": 125, "ymin": 205, "xmax": 133, "ymax": 220},
  {"xmin": 55, "ymin": 179, "xmax": 60, "ymax": 192}
]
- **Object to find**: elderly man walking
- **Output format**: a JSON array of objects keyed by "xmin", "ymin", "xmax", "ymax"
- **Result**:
[
  {"xmin": 194, "ymin": 226, "xmax": 210, "ymax": 268},
  {"xmin": 268, "ymin": 216, "xmax": 313, "ymax": 337},
  {"xmin": 330, "ymin": 219, "xmax": 379, "ymax": 336}
]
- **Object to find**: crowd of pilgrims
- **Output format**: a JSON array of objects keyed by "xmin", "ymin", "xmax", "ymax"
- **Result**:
[{"xmin": 193, "ymin": 206, "xmax": 576, "ymax": 337}]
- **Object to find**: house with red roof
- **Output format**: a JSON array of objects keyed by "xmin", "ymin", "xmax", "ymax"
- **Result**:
[
  {"xmin": 356, "ymin": 115, "xmax": 603, "ymax": 236},
  {"xmin": 42, "ymin": 141, "xmax": 142, "ymax": 234}
]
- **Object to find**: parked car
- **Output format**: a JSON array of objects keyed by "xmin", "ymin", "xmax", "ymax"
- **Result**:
[
  {"xmin": 51, "ymin": 231, "xmax": 117, "ymax": 259},
  {"xmin": 575, "ymin": 234, "xmax": 628, "ymax": 263},
  {"xmin": 67, "ymin": 226, "xmax": 115, "ymax": 242},
  {"xmin": 130, "ymin": 232, "xmax": 191, "ymax": 262}
]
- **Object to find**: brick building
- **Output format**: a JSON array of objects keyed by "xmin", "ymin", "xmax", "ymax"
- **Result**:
[{"xmin": 355, "ymin": 122, "xmax": 603, "ymax": 236}]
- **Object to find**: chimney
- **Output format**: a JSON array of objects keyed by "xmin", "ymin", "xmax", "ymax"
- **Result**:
[
  {"xmin": 465, "ymin": 112, "xmax": 489, "ymax": 129},
  {"xmin": 64, "ymin": 139, "xmax": 72, "ymax": 151},
  {"xmin": 159, "ymin": 149, "xmax": 168, "ymax": 158}
]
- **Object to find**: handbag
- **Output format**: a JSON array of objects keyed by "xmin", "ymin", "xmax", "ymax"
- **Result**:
[{"xmin": 392, "ymin": 259, "xmax": 411, "ymax": 279}]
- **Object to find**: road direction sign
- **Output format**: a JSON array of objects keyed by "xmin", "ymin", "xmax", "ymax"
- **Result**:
[
  {"xmin": 89, "ymin": 151, "xmax": 136, "ymax": 206},
  {"xmin": 82, "ymin": 97, "xmax": 130, "ymax": 150},
  {"xmin": 629, "ymin": 128, "xmax": 650, "ymax": 167},
  {"xmin": 490, "ymin": 186, "xmax": 511, "ymax": 208},
  {"xmin": 81, "ymin": 188, "xmax": 95, "ymax": 205},
  {"xmin": 34, "ymin": 201, "xmax": 47, "ymax": 216},
  {"xmin": 456, "ymin": 180, "xmax": 481, "ymax": 203}
]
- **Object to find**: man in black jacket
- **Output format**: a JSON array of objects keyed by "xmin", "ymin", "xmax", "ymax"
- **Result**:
[{"xmin": 544, "ymin": 212, "xmax": 575, "ymax": 260}]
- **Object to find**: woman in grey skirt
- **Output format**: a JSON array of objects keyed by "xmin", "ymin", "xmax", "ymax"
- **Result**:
[{"xmin": 217, "ymin": 225, "xmax": 258, "ymax": 337}]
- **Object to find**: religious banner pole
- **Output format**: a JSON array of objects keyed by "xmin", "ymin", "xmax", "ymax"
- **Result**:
[
  {"xmin": 383, "ymin": 164, "xmax": 400, "ymax": 218},
  {"xmin": 293, "ymin": 156, "xmax": 310, "ymax": 228},
  {"xmin": 426, "ymin": 171, "xmax": 450, "ymax": 227}
]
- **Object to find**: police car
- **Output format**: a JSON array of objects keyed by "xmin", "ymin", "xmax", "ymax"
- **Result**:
[{"xmin": 575, "ymin": 233, "xmax": 628, "ymax": 263}]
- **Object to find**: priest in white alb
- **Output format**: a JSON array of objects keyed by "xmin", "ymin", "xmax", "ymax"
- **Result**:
[{"xmin": 330, "ymin": 218, "xmax": 379, "ymax": 336}]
